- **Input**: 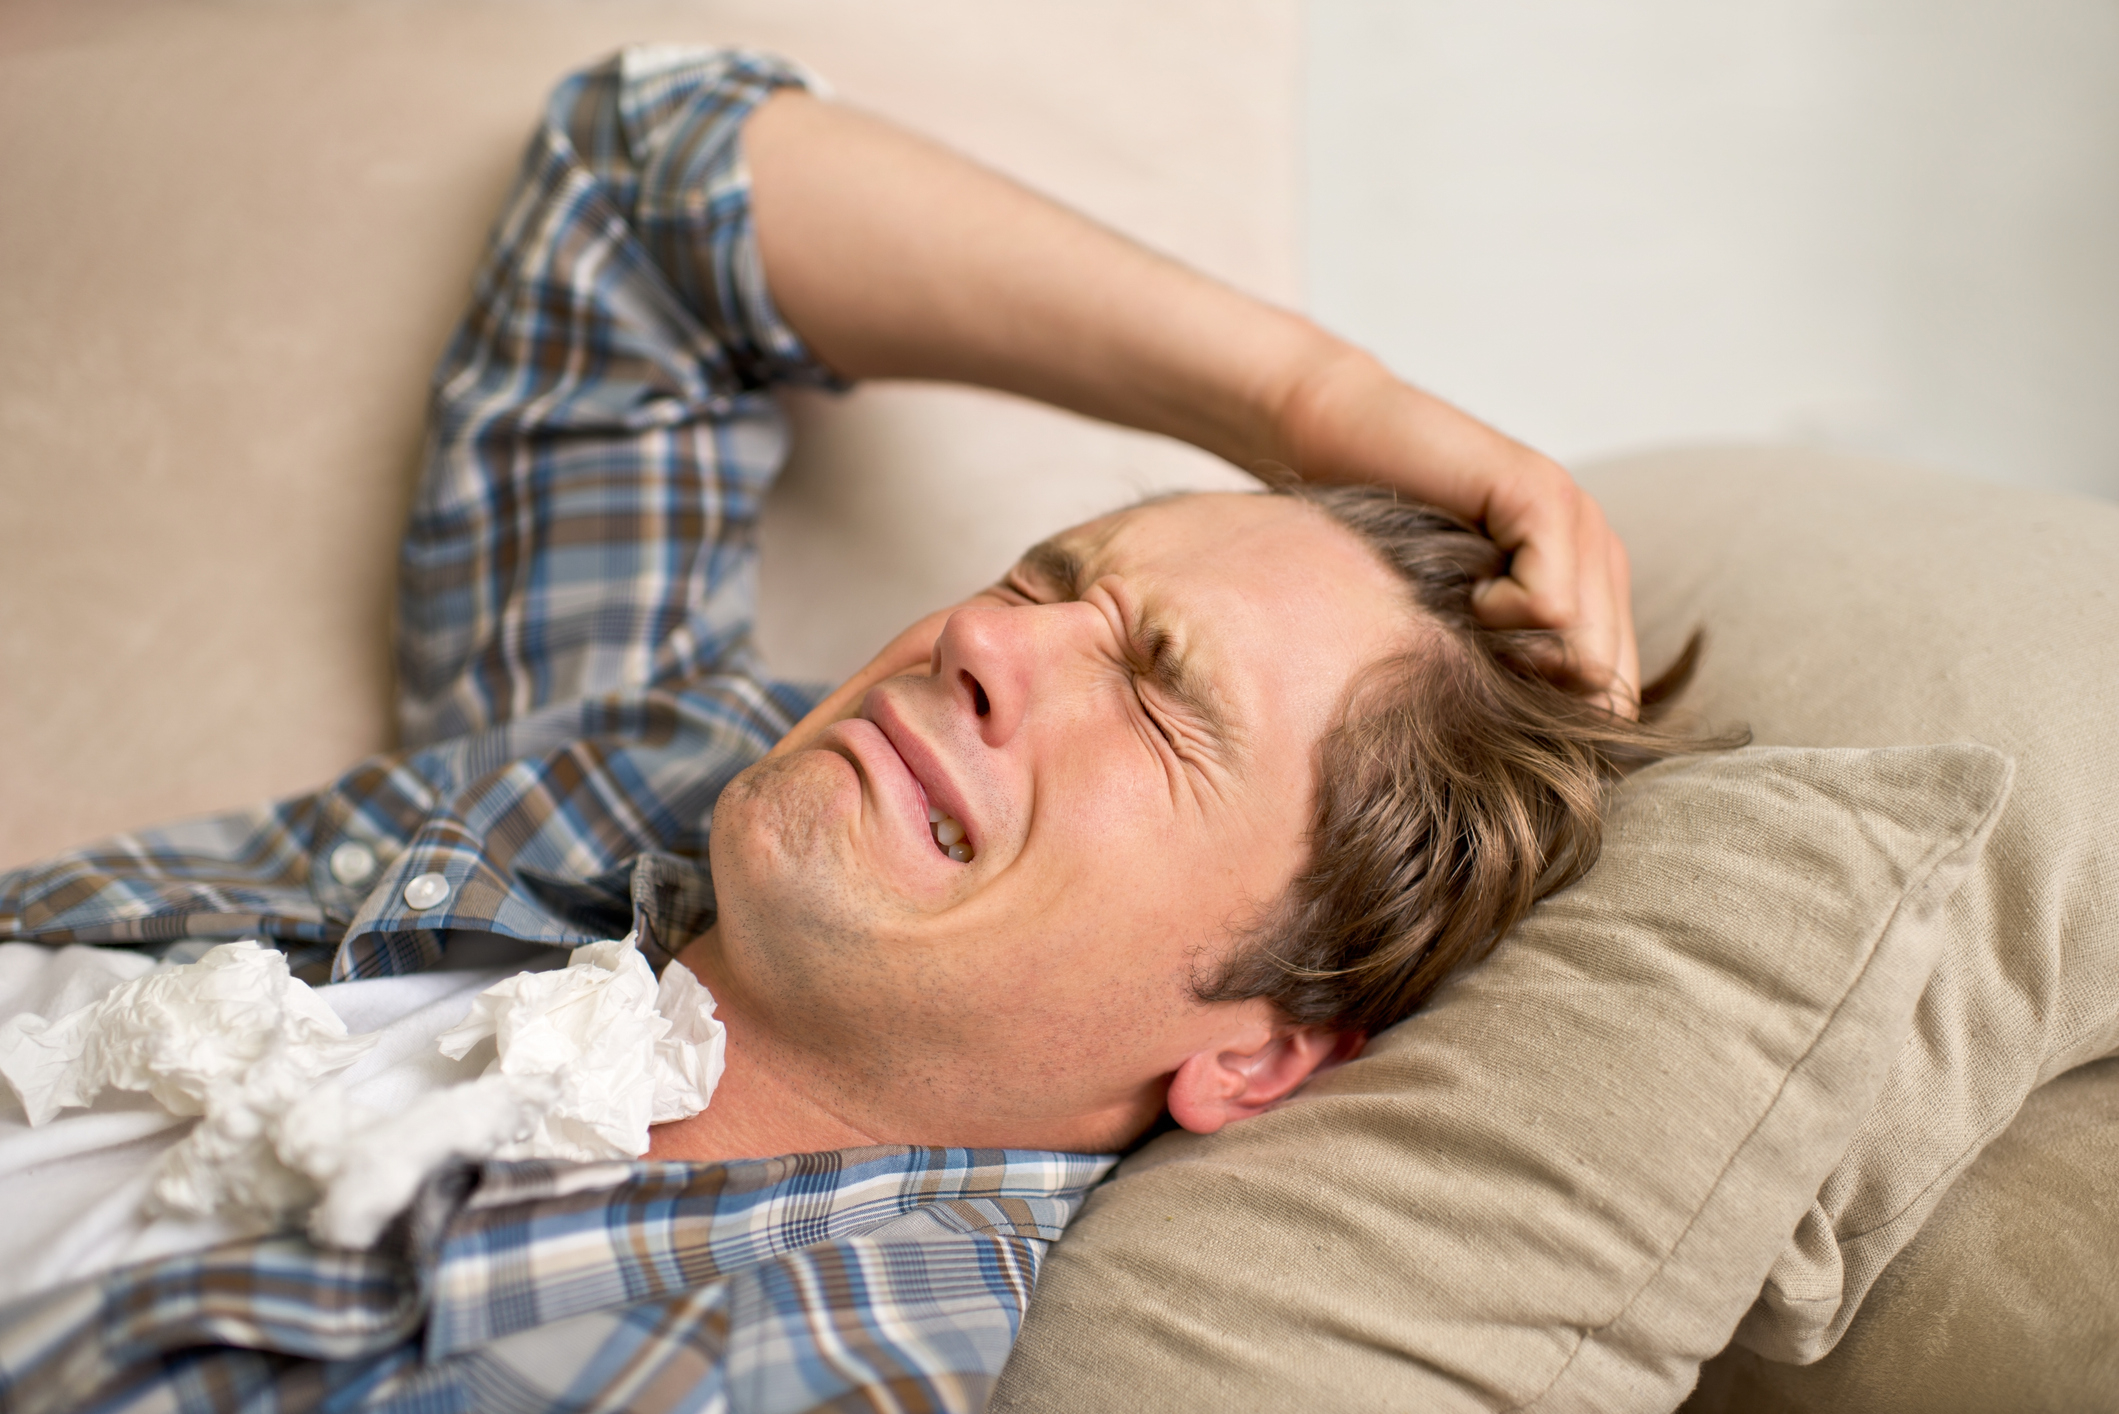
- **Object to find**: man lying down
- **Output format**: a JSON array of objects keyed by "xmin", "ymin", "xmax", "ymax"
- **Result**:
[{"xmin": 0, "ymin": 47, "xmax": 1704, "ymax": 1414}]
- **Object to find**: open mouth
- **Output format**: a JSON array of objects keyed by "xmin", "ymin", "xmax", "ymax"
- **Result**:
[
  {"xmin": 925, "ymin": 804, "xmax": 973, "ymax": 862},
  {"xmin": 858, "ymin": 692, "xmax": 976, "ymax": 866}
]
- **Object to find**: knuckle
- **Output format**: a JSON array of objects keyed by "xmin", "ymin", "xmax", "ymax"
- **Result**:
[{"xmin": 1527, "ymin": 579, "xmax": 1578, "ymax": 626}]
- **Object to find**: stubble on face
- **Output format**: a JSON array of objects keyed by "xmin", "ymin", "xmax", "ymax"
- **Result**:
[
  {"xmin": 688, "ymin": 493, "xmax": 1422, "ymax": 1151},
  {"xmin": 705, "ymin": 755, "xmax": 877, "ymax": 1004},
  {"xmin": 703, "ymin": 750, "xmax": 982, "ymax": 1084}
]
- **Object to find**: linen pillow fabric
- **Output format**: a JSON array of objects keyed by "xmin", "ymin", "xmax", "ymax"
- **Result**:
[
  {"xmin": 1586, "ymin": 448, "xmax": 2119, "ymax": 1366},
  {"xmin": 993, "ymin": 743, "xmax": 2011, "ymax": 1413},
  {"xmin": 1686, "ymin": 1055, "xmax": 2119, "ymax": 1414}
]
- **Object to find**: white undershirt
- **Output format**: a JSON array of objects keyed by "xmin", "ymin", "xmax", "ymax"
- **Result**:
[{"xmin": 0, "ymin": 940, "xmax": 550, "ymax": 1306}]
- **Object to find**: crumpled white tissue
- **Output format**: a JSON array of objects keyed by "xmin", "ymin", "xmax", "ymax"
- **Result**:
[
  {"xmin": 276, "ymin": 1071, "xmax": 563, "ymax": 1246},
  {"xmin": 0, "ymin": 933, "xmax": 726, "ymax": 1249},
  {"xmin": 0, "ymin": 941, "xmax": 376, "ymax": 1220},
  {"xmin": 434, "ymin": 935, "xmax": 727, "ymax": 1161}
]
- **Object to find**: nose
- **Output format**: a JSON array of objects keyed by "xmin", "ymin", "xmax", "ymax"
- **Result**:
[{"xmin": 930, "ymin": 599, "xmax": 1098, "ymax": 747}]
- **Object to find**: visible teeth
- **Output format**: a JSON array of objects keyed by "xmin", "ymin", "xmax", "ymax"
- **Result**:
[
  {"xmin": 928, "ymin": 811, "xmax": 972, "ymax": 861},
  {"xmin": 927, "ymin": 804, "xmax": 946, "ymax": 823}
]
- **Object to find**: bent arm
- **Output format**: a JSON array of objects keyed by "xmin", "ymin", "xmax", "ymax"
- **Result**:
[{"xmin": 743, "ymin": 90, "xmax": 1638, "ymax": 713}]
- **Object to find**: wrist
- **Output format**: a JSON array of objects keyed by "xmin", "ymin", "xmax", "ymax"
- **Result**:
[
  {"xmin": 1264, "ymin": 341, "xmax": 1566, "ymax": 536},
  {"xmin": 1254, "ymin": 334, "xmax": 1387, "ymax": 476}
]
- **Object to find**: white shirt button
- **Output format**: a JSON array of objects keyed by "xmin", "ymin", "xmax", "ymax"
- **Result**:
[
  {"xmin": 402, "ymin": 872, "xmax": 451, "ymax": 911},
  {"xmin": 327, "ymin": 840, "xmax": 379, "ymax": 888}
]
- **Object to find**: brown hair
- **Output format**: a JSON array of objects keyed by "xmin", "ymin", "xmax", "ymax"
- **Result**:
[{"xmin": 1198, "ymin": 484, "xmax": 1741, "ymax": 1035}]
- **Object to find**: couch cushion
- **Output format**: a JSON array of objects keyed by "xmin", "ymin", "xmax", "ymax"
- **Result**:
[
  {"xmin": 0, "ymin": 0, "xmax": 1288, "ymax": 868},
  {"xmin": 1683, "ymin": 1054, "xmax": 2119, "ymax": 1413},
  {"xmin": 993, "ymin": 743, "xmax": 2010, "ymax": 1413},
  {"xmin": 1584, "ymin": 447, "xmax": 2119, "ymax": 1362}
]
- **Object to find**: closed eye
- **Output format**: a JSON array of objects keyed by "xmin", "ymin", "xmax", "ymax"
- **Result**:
[
  {"xmin": 1134, "ymin": 676, "xmax": 1178, "ymax": 746},
  {"xmin": 1131, "ymin": 626, "xmax": 1182, "ymax": 746},
  {"xmin": 1010, "ymin": 538, "xmax": 1234, "ymax": 761}
]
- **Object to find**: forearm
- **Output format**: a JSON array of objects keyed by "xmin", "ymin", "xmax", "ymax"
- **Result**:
[
  {"xmin": 744, "ymin": 91, "xmax": 1540, "ymax": 511},
  {"xmin": 744, "ymin": 90, "xmax": 1297, "ymax": 463},
  {"xmin": 744, "ymin": 88, "xmax": 1636, "ymax": 709}
]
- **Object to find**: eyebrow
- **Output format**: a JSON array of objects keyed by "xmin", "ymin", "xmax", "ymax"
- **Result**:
[
  {"xmin": 1020, "ymin": 538, "xmax": 1087, "ymax": 598},
  {"xmin": 1017, "ymin": 536, "xmax": 1240, "ymax": 759}
]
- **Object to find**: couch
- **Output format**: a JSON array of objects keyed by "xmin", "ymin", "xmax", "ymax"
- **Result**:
[{"xmin": 5, "ymin": 3, "xmax": 2115, "ymax": 1410}]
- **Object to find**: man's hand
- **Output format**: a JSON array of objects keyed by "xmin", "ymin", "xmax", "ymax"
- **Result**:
[
  {"xmin": 1472, "ymin": 455, "xmax": 1639, "ymax": 718},
  {"xmin": 1269, "ymin": 350, "xmax": 1641, "ymax": 716},
  {"xmin": 745, "ymin": 91, "xmax": 1639, "ymax": 717}
]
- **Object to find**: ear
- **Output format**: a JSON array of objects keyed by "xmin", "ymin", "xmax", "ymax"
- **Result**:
[
  {"xmin": 1165, "ymin": 1027, "xmax": 1365, "ymax": 1135},
  {"xmin": 767, "ymin": 591, "xmax": 1010, "ymax": 758}
]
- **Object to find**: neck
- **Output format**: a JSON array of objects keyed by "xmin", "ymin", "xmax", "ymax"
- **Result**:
[{"xmin": 646, "ymin": 927, "xmax": 884, "ymax": 1163}]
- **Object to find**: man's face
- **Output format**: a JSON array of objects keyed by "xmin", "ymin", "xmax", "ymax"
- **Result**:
[{"xmin": 702, "ymin": 493, "xmax": 1416, "ymax": 1151}]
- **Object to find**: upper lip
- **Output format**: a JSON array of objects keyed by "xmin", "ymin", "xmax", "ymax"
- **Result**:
[{"xmin": 861, "ymin": 690, "xmax": 973, "ymax": 850}]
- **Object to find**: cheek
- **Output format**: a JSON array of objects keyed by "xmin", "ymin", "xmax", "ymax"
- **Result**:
[
  {"xmin": 1020, "ymin": 749, "xmax": 1302, "ymax": 968},
  {"xmin": 1038, "ymin": 715, "xmax": 1179, "ymax": 845}
]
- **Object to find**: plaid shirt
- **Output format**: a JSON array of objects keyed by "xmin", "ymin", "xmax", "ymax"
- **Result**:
[
  {"xmin": 0, "ymin": 44, "xmax": 836, "ymax": 982},
  {"xmin": 0, "ymin": 1148, "xmax": 1112, "ymax": 1414},
  {"xmin": 0, "ymin": 46, "xmax": 1113, "ymax": 1413}
]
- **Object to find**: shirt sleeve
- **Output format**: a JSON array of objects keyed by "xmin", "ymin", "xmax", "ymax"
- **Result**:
[
  {"xmin": 400, "ymin": 45, "xmax": 842, "ymax": 748},
  {"xmin": 0, "ymin": 49, "xmax": 837, "ymax": 974}
]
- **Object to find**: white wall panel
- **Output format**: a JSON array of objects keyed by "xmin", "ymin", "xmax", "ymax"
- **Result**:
[{"xmin": 1307, "ymin": 0, "xmax": 2119, "ymax": 497}]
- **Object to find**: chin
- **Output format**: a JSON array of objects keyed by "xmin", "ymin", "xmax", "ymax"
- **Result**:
[
  {"xmin": 715, "ymin": 748, "xmax": 852, "ymax": 867},
  {"xmin": 709, "ymin": 753, "xmax": 848, "ymax": 922},
  {"xmin": 708, "ymin": 749, "xmax": 890, "ymax": 983}
]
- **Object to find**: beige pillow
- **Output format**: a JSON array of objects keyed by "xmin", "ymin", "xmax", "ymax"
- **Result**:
[
  {"xmin": 993, "ymin": 744, "xmax": 2010, "ymax": 1413},
  {"xmin": 1683, "ymin": 1055, "xmax": 2119, "ymax": 1414},
  {"xmin": 1585, "ymin": 448, "xmax": 2119, "ymax": 1362}
]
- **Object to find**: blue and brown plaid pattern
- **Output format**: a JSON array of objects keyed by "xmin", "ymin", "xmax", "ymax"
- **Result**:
[
  {"xmin": 0, "ymin": 45, "xmax": 1115, "ymax": 1412},
  {"xmin": 0, "ymin": 45, "xmax": 834, "ymax": 981},
  {"xmin": 0, "ymin": 1147, "xmax": 1113, "ymax": 1413}
]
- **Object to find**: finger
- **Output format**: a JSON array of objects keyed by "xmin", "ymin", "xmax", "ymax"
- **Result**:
[
  {"xmin": 1473, "ymin": 490, "xmax": 1643, "ymax": 718},
  {"xmin": 1599, "ymin": 533, "xmax": 1642, "ymax": 719},
  {"xmin": 1469, "ymin": 538, "xmax": 1576, "ymax": 632},
  {"xmin": 1472, "ymin": 482, "xmax": 1581, "ymax": 632},
  {"xmin": 1559, "ymin": 502, "xmax": 1641, "ymax": 717},
  {"xmin": 1564, "ymin": 511, "xmax": 1632, "ymax": 717}
]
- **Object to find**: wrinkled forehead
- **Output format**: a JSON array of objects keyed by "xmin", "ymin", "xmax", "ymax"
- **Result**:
[
  {"xmin": 1030, "ymin": 491, "xmax": 1410, "ymax": 607},
  {"xmin": 1029, "ymin": 490, "xmax": 1335, "ymax": 580},
  {"xmin": 1024, "ymin": 491, "xmax": 1423, "ymax": 758}
]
